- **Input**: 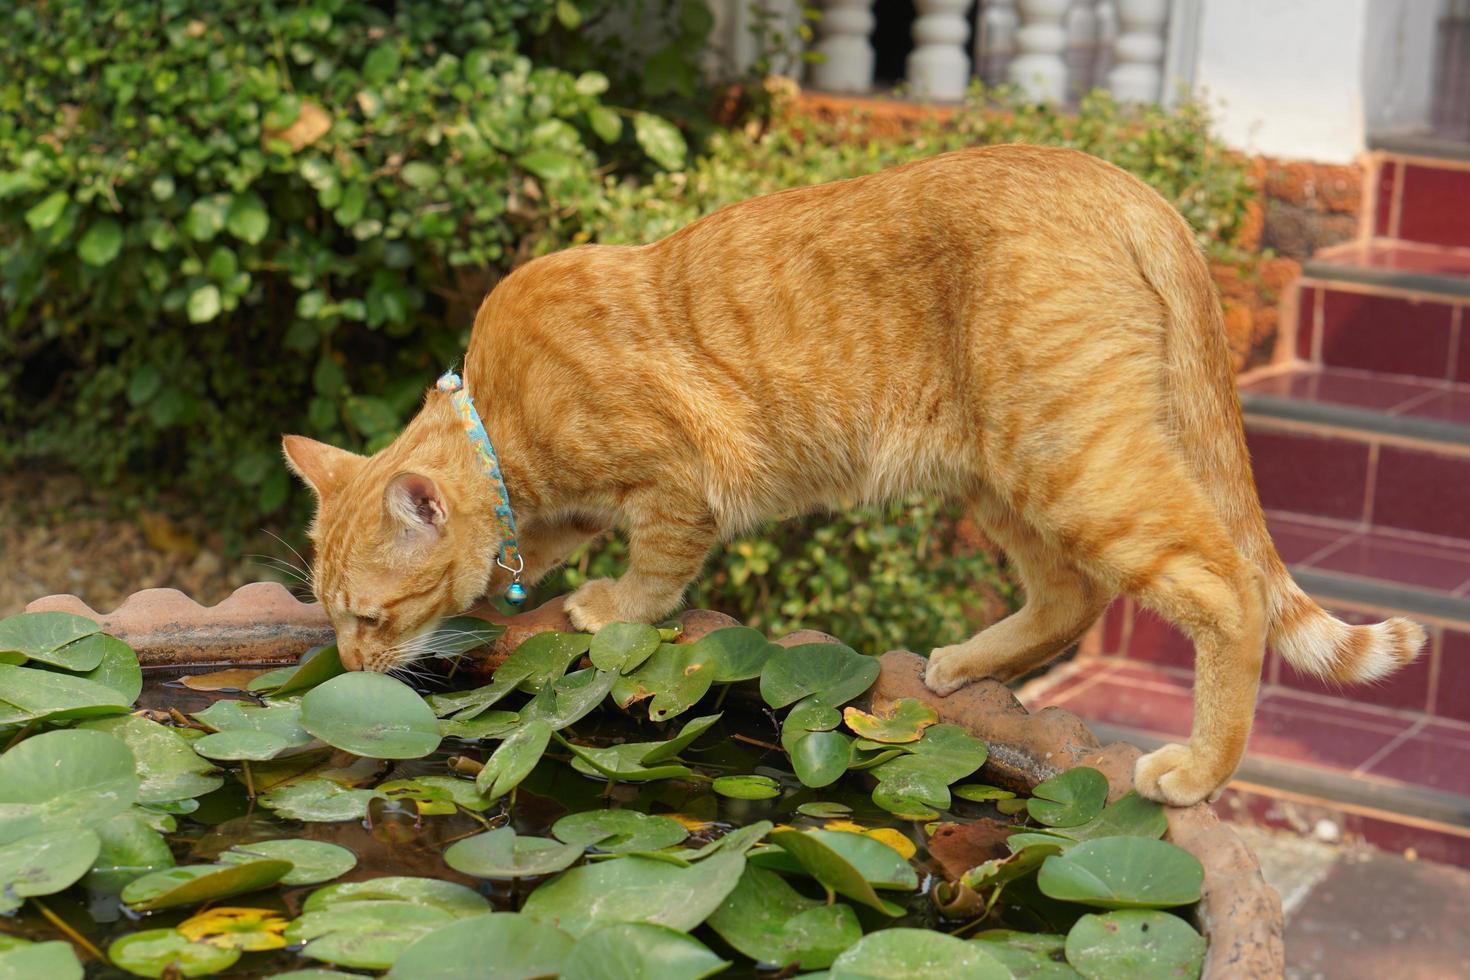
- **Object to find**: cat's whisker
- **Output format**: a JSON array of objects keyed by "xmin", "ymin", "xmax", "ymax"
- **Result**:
[{"xmin": 263, "ymin": 530, "xmax": 315, "ymax": 582}]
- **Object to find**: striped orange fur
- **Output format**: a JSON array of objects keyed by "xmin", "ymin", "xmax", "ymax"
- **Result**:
[{"xmin": 282, "ymin": 145, "xmax": 1425, "ymax": 806}]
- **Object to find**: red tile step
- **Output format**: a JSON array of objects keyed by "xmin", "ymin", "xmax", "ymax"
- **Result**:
[
  {"xmin": 1021, "ymin": 659, "xmax": 1470, "ymax": 866},
  {"xmin": 1287, "ymin": 274, "xmax": 1468, "ymax": 384},
  {"xmin": 1365, "ymin": 141, "xmax": 1470, "ymax": 250}
]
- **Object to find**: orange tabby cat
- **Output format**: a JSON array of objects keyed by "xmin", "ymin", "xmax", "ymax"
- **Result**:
[{"xmin": 283, "ymin": 145, "xmax": 1425, "ymax": 806}]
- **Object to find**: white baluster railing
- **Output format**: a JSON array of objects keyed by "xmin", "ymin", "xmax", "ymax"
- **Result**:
[
  {"xmin": 1064, "ymin": 0, "xmax": 1102, "ymax": 102},
  {"xmin": 1007, "ymin": 0, "xmax": 1070, "ymax": 102},
  {"xmin": 1108, "ymin": 0, "xmax": 1169, "ymax": 102},
  {"xmin": 907, "ymin": 0, "xmax": 973, "ymax": 101},
  {"xmin": 810, "ymin": 0, "xmax": 877, "ymax": 93},
  {"xmin": 974, "ymin": 0, "xmax": 1018, "ymax": 88}
]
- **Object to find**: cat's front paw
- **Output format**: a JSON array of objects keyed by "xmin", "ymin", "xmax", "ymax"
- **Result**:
[
  {"xmin": 1133, "ymin": 743, "xmax": 1227, "ymax": 807},
  {"xmin": 565, "ymin": 579, "xmax": 622, "ymax": 633},
  {"xmin": 924, "ymin": 643, "xmax": 978, "ymax": 696}
]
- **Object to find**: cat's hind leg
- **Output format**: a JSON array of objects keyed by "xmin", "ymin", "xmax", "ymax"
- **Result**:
[{"xmin": 926, "ymin": 493, "xmax": 1110, "ymax": 692}]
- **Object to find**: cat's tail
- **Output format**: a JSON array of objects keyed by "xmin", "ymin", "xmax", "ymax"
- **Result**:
[{"xmin": 1125, "ymin": 201, "xmax": 1427, "ymax": 685}]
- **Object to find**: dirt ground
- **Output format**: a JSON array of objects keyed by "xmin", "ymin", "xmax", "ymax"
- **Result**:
[{"xmin": 0, "ymin": 472, "xmax": 289, "ymax": 617}]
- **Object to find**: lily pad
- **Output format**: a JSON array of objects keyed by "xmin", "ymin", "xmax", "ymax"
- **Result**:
[
  {"xmin": 108, "ymin": 929, "xmax": 241, "ymax": 978},
  {"xmin": 428, "ymin": 631, "xmax": 590, "ymax": 718},
  {"xmin": 971, "ymin": 931, "xmax": 1082, "ymax": 979},
  {"xmin": 706, "ymin": 864, "xmax": 862, "ymax": 970},
  {"xmin": 477, "ymin": 719, "xmax": 552, "ymax": 799},
  {"xmin": 842, "ymin": 698, "xmax": 938, "ymax": 744},
  {"xmin": 870, "ymin": 766, "xmax": 949, "ymax": 819},
  {"xmin": 304, "ymin": 877, "xmax": 489, "ymax": 915},
  {"xmin": 87, "ymin": 809, "xmax": 176, "ymax": 894},
  {"xmin": 379, "ymin": 775, "xmax": 493, "ymax": 814},
  {"xmin": 713, "ymin": 774, "xmax": 782, "ymax": 800},
  {"xmin": 522, "ymin": 852, "xmax": 746, "ymax": 938},
  {"xmin": 612, "ymin": 643, "xmax": 719, "ymax": 721},
  {"xmin": 875, "ymin": 724, "xmax": 988, "ymax": 783},
  {"xmin": 221, "ymin": 839, "xmax": 357, "ymax": 885},
  {"xmin": 1064, "ymin": 910, "xmax": 1205, "ymax": 979},
  {"xmin": 289, "ymin": 903, "xmax": 481, "ymax": 970},
  {"xmin": 439, "ymin": 710, "xmax": 520, "ymax": 740},
  {"xmin": 177, "ymin": 906, "xmax": 292, "ymax": 951},
  {"xmin": 640, "ymin": 712, "xmax": 723, "ymax": 764},
  {"xmin": 78, "ymin": 714, "xmax": 222, "ymax": 803},
  {"xmin": 589, "ymin": 622, "xmax": 662, "ymax": 673},
  {"xmin": 553, "ymin": 809, "xmax": 689, "ymax": 853},
  {"xmin": 0, "ymin": 728, "xmax": 140, "ymax": 832},
  {"xmin": 180, "ymin": 667, "xmax": 275, "ymax": 692},
  {"xmin": 561, "ymin": 922, "xmax": 730, "ymax": 980},
  {"xmin": 0, "ymin": 828, "xmax": 102, "ymax": 912},
  {"xmin": 0, "ymin": 611, "xmax": 101, "ymax": 667},
  {"xmin": 260, "ymin": 779, "xmax": 381, "ymax": 822},
  {"xmin": 564, "ymin": 740, "xmax": 694, "ymax": 783},
  {"xmin": 680, "ymin": 821, "xmax": 773, "ymax": 861},
  {"xmin": 251, "ymin": 644, "xmax": 346, "ymax": 696},
  {"xmin": 520, "ymin": 667, "xmax": 619, "ymax": 730},
  {"xmin": 192, "ymin": 699, "xmax": 314, "ymax": 761},
  {"xmin": 0, "ymin": 662, "xmax": 133, "ymax": 724},
  {"xmin": 963, "ymin": 843, "xmax": 1063, "ymax": 892},
  {"xmin": 786, "ymin": 729, "xmax": 852, "ymax": 789},
  {"xmin": 694, "ymin": 627, "xmax": 777, "ymax": 683},
  {"xmin": 122, "ymin": 859, "xmax": 294, "ymax": 911},
  {"xmin": 0, "ymin": 941, "xmax": 83, "ymax": 980},
  {"xmin": 761, "ymin": 828, "xmax": 916, "ymax": 916},
  {"xmin": 1038, "ymin": 838, "xmax": 1204, "ymax": 909},
  {"xmin": 445, "ymin": 827, "xmax": 584, "ymax": 878},
  {"xmin": 73, "ymin": 633, "xmax": 144, "ymax": 703},
  {"xmin": 1028, "ymin": 768, "xmax": 1109, "ymax": 828},
  {"xmin": 300, "ymin": 672, "xmax": 441, "ymax": 759},
  {"xmin": 828, "ymin": 928, "xmax": 1012, "ymax": 979},
  {"xmin": 1024, "ymin": 792, "xmax": 1170, "ymax": 847},
  {"xmin": 797, "ymin": 801, "xmax": 853, "ymax": 819},
  {"xmin": 954, "ymin": 784, "xmax": 1017, "ymax": 803},
  {"xmin": 759, "ymin": 642, "xmax": 879, "ymax": 710},
  {"xmin": 388, "ymin": 913, "xmax": 574, "ymax": 979}
]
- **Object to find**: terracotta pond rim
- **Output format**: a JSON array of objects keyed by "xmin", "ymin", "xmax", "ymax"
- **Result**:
[{"xmin": 26, "ymin": 582, "xmax": 1285, "ymax": 979}]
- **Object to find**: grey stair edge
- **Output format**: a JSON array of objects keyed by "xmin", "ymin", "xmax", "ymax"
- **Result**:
[
  {"xmin": 1086, "ymin": 720, "xmax": 1470, "ymax": 829},
  {"xmin": 1242, "ymin": 393, "xmax": 1470, "ymax": 448},
  {"xmin": 1290, "ymin": 568, "xmax": 1470, "ymax": 625},
  {"xmin": 1368, "ymin": 133, "xmax": 1470, "ymax": 164},
  {"xmin": 1302, "ymin": 258, "xmax": 1470, "ymax": 300}
]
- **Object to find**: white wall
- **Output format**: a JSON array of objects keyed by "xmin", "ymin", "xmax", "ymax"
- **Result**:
[{"xmin": 1361, "ymin": 0, "xmax": 1440, "ymax": 136}]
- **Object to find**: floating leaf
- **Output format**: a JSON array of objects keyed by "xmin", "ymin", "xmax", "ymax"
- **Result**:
[
  {"xmin": 0, "ymin": 611, "xmax": 101, "ymax": 666},
  {"xmin": 177, "ymin": 906, "xmax": 291, "ymax": 951},
  {"xmin": 798, "ymin": 801, "xmax": 852, "ymax": 819},
  {"xmin": 192, "ymin": 699, "xmax": 314, "ymax": 761},
  {"xmin": 761, "ymin": 829, "xmax": 916, "ymax": 916},
  {"xmin": 954, "ymin": 784, "xmax": 1017, "ymax": 803},
  {"xmin": 300, "ymin": 672, "xmax": 441, "ymax": 759},
  {"xmin": 108, "ymin": 929, "xmax": 240, "ymax": 978},
  {"xmin": 862, "ymin": 827, "xmax": 917, "ymax": 860},
  {"xmin": 76, "ymin": 634, "xmax": 143, "ymax": 703},
  {"xmin": 971, "ymin": 930, "xmax": 1082, "ymax": 979},
  {"xmin": 260, "ymin": 779, "xmax": 380, "ymax": 822},
  {"xmin": 612, "ymin": 643, "xmax": 718, "ymax": 721},
  {"xmin": 1038, "ymin": 838, "xmax": 1204, "ymax": 910},
  {"xmin": 553, "ymin": 809, "xmax": 689, "ymax": 853},
  {"xmin": 843, "ymin": 698, "xmax": 938, "ymax": 744},
  {"xmin": 476, "ymin": 719, "xmax": 551, "ymax": 800},
  {"xmin": 0, "ymin": 941, "xmax": 82, "ymax": 980},
  {"xmin": 1064, "ymin": 910, "xmax": 1205, "ymax": 979},
  {"xmin": 521, "ymin": 667, "xmax": 619, "ymax": 730},
  {"xmin": 639, "ymin": 712, "xmax": 722, "ymax": 764},
  {"xmin": 1023, "ymin": 792, "xmax": 1170, "ymax": 847},
  {"xmin": 445, "ymin": 827, "xmax": 583, "ymax": 879},
  {"xmin": 523, "ymin": 852, "xmax": 746, "ymax": 938},
  {"xmin": 786, "ymin": 729, "xmax": 852, "ymax": 789},
  {"xmin": 706, "ymin": 864, "xmax": 861, "ymax": 970},
  {"xmin": 589, "ymin": 622, "xmax": 661, "ymax": 673},
  {"xmin": 759, "ymin": 643, "xmax": 879, "ymax": 710},
  {"xmin": 829, "ymin": 928, "xmax": 1011, "ymax": 979},
  {"xmin": 1028, "ymin": 768, "xmax": 1109, "ymax": 828},
  {"xmin": 0, "ymin": 663, "xmax": 133, "ymax": 724},
  {"xmin": 681, "ymin": 821, "xmax": 772, "ymax": 862},
  {"xmin": 0, "ymin": 728, "xmax": 139, "ymax": 833},
  {"xmin": 565, "ymin": 740, "xmax": 693, "ymax": 783},
  {"xmin": 378, "ymin": 775, "xmax": 492, "ymax": 814},
  {"xmin": 87, "ymin": 809, "xmax": 176, "ymax": 894},
  {"xmin": 78, "ymin": 715, "xmax": 222, "ymax": 803},
  {"xmin": 429, "ymin": 632, "xmax": 589, "ymax": 717},
  {"xmin": 388, "ymin": 913, "xmax": 574, "ymax": 979},
  {"xmin": 561, "ymin": 922, "xmax": 728, "ymax": 980},
  {"xmin": 963, "ymin": 843, "xmax": 1062, "ymax": 893},
  {"xmin": 713, "ymin": 774, "xmax": 781, "ymax": 800},
  {"xmin": 180, "ymin": 668, "xmax": 274, "ymax": 692},
  {"xmin": 122, "ymin": 860, "xmax": 293, "ymax": 911},
  {"xmin": 694, "ymin": 627, "xmax": 776, "ymax": 682},
  {"xmin": 220, "ymin": 839, "xmax": 357, "ymax": 885},
  {"xmin": 289, "ymin": 904, "xmax": 478, "ymax": 970},
  {"xmin": 0, "ymin": 829, "xmax": 101, "ymax": 912},
  {"xmin": 250, "ymin": 645, "xmax": 346, "ymax": 696},
  {"xmin": 304, "ymin": 876, "xmax": 489, "ymax": 915},
  {"xmin": 439, "ymin": 710, "xmax": 520, "ymax": 740}
]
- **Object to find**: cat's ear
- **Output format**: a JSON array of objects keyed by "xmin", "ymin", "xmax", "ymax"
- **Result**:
[
  {"xmin": 281, "ymin": 435, "xmax": 365, "ymax": 499},
  {"xmin": 385, "ymin": 472, "xmax": 448, "ymax": 537}
]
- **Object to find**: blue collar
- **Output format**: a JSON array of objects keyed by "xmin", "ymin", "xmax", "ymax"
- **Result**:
[{"xmin": 436, "ymin": 369, "xmax": 526, "ymax": 605}]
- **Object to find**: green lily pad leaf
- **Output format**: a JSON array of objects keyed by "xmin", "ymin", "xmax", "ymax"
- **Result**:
[
  {"xmin": 0, "ymin": 941, "xmax": 82, "ymax": 980},
  {"xmin": 694, "ymin": 627, "xmax": 776, "ymax": 683},
  {"xmin": 997, "ymin": 797, "xmax": 1030, "ymax": 816},
  {"xmin": 289, "ymin": 904, "xmax": 483, "ymax": 970},
  {"xmin": 422, "ymin": 616, "xmax": 505, "ymax": 658},
  {"xmin": 0, "ymin": 829, "xmax": 101, "ymax": 912},
  {"xmin": 786, "ymin": 730, "xmax": 852, "ymax": 789},
  {"xmin": 78, "ymin": 715, "xmax": 223, "ymax": 803},
  {"xmin": 612, "ymin": 643, "xmax": 718, "ymax": 722},
  {"xmin": 0, "ymin": 611, "xmax": 101, "ymax": 666},
  {"xmin": 971, "ymin": 930, "xmax": 1081, "ymax": 979},
  {"xmin": 1028, "ymin": 792, "xmax": 1170, "ymax": 847},
  {"xmin": 250, "ymin": 644, "xmax": 345, "ymax": 696},
  {"xmin": 954, "ymin": 784, "xmax": 1017, "ymax": 803},
  {"xmin": 269, "ymin": 972, "xmax": 361, "ymax": 979},
  {"xmin": 177, "ymin": 906, "xmax": 291, "ymax": 952},
  {"xmin": 192, "ymin": 699, "xmax": 314, "ymax": 760},
  {"xmin": 589, "ymin": 622, "xmax": 662, "ymax": 673},
  {"xmin": 521, "ymin": 667, "xmax": 619, "ymax": 730},
  {"xmin": 122, "ymin": 860, "xmax": 293, "ymax": 911},
  {"xmin": 428, "ymin": 631, "xmax": 589, "ymax": 718},
  {"xmin": 783, "ymin": 697, "xmax": 843, "ymax": 740},
  {"xmin": 842, "ymin": 698, "xmax": 938, "ymax": 744},
  {"xmin": 221, "ymin": 839, "xmax": 357, "ymax": 885},
  {"xmin": 300, "ymin": 672, "xmax": 441, "ymax": 759},
  {"xmin": 477, "ymin": 719, "xmax": 551, "ymax": 800},
  {"xmin": 706, "ymin": 864, "xmax": 862, "ymax": 970},
  {"xmin": 305, "ymin": 876, "xmax": 490, "ymax": 914},
  {"xmin": 963, "ymin": 843, "xmax": 1062, "ymax": 892},
  {"xmin": 1038, "ymin": 838, "xmax": 1204, "ymax": 909},
  {"xmin": 640, "ymin": 712, "xmax": 722, "ymax": 764},
  {"xmin": 564, "ymin": 740, "xmax": 694, "ymax": 783},
  {"xmin": 830, "ymin": 928, "xmax": 1011, "ymax": 979},
  {"xmin": 1064, "ymin": 910, "xmax": 1206, "ymax": 979},
  {"xmin": 75, "ymin": 634, "xmax": 143, "ymax": 703},
  {"xmin": 108, "ymin": 929, "xmax": 240, "ymax": 978},
  {"xmin": 762, "ymin": 828, "xmax": 916, "ymax": 916},
  {"xmin": 683, "ymin": 821, "xmax": 773, "ymax": 861},
  {"xmin": 260, "ymin": 779, "xmax": 381, "ymax": 822},
  {"xmin": 561, "ymin": 922, "xmax": 729, "ymax": 980},
  {"xmin": 439, "ymin": 710, "xmax": 520, "ymax": 740},
  {"xmin": 713, "ymin": 774, "xmax": 781, "ymax": 800},
  {"xmin": 871, "ymin": 763, "xmax": 951, "ymax": 818},
  {"xmin": 379, "ymin": 775, "xmax": 493, "ymax": 813},
  {"xmin": 0, "ymin": 663, "xmax": 133, "ymax": 724},
  {"xmin": 522, "ymin": 852, "xmax": 746, "ymax": 938},
  {"xmin": 445, "ymin": 827, "xmax": 583, "ymax": 879},
  {"xmin": 87, "ymin": 810, "xmax": 176, "ymax": 895},
  {"xmin": 797, "ymin": 801, "xmax": 853, "ymax": 819},
  {"xmin": 876, "ymin": 724, "xmax": 989, "ymax": 783},
  {"xmin": 388, "ymin": 913, "xmax": 574, "ymax": 979},
  {"xmin": 0, "ymin": 728, "xmax": 139, "ymax": 834},
  {"xmin": 759, "ymin": 643, "xmax": 879, "ymax": 710},
  {"xmin": 1028, "ymin": 767, "xmax": 1109, "ymax": 828},
  {"xmin": 553, "ymin": 809, "xmax": 689, "ymax": 854}
]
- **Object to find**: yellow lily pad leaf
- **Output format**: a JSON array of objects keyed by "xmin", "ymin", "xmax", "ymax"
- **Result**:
[
  {"xmin": 669, "ymin": 813, "xmax": 715, "ymax": 834},
  {"xmin": 842, "ymin": 698, "xmax": 938, "ymax": 744},
  {"xmin": 862, "ymin": 828, "xmax": 917, "ymax": 860},
  {"xmin": 822, "ymin": 819, "xmax": 869, "ymax": 835},
  {"xmin": 177, "ymin": 906, "xmax": 290, "ymax": 951}
]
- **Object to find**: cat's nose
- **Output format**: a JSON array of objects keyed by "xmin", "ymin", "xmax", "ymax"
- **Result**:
[{"xmin": 336, "ymin": 639, "xmax": 367, "ymax": 671}]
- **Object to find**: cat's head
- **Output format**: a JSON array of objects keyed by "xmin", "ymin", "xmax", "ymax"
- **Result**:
[{"xmin": 281, "ymin": 434, "xmax": 494, "ymax": 672}]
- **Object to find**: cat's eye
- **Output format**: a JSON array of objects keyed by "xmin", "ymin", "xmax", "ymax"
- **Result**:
[{"xmin": 354, "ymin": 613, "xmax": 384, "ymax": 628}]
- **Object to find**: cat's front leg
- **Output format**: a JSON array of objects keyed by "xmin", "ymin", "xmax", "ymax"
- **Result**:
[{"xmin": 565, "ymin": 499, "xmax": 716, "ymax": 632}]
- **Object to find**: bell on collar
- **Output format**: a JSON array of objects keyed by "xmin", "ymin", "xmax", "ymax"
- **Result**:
[{"xmin": 505, "ymin": 581, "xmax": 527, "ymax": 606}]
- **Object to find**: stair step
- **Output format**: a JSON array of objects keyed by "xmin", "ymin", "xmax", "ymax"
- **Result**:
[
  {"xmin": 1242, "ymin": 366, "xmax": 1470, "ymax": 447},
  {"xmin": 1307, "ymin": 242, "xmax": 1470, "ymax": 301},
  {"xmin": 1364, "ymin": 145, "xmax": 1470, "ymax": 249}
]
